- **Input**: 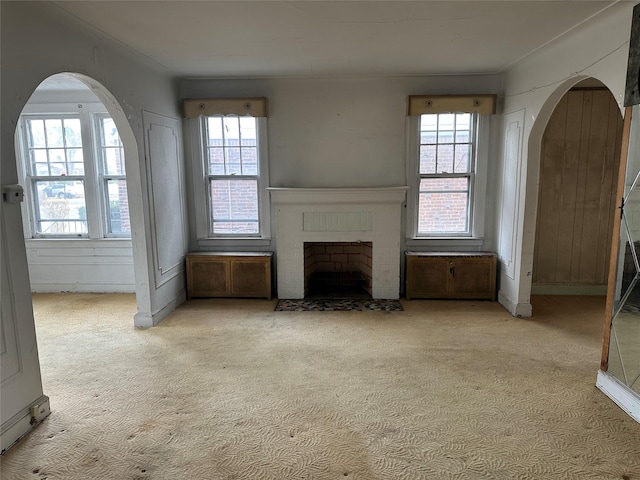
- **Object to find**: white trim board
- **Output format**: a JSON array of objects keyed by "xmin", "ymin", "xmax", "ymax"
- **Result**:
[{"xmin": 596, "ymin": 370, "xmax": 640, "ymax": 424}]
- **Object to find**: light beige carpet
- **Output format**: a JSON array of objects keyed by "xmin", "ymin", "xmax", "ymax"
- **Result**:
[{"xmin": 1, "ymin": 294, "xmax": 639, "ymax": 480}]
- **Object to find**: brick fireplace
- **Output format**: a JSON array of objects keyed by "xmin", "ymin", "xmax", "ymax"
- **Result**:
[
  {"xmin": 269, "ymin": 187, "xmax": 407, "ymax": 299},
  {"xmin": 304, "ymin": 242, "xmax": 373, "ymax": 297}
]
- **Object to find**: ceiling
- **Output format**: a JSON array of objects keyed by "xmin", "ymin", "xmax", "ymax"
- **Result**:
[{"xmin": 52, "ymin": 1, "xmax": 622, "ymax": 78}]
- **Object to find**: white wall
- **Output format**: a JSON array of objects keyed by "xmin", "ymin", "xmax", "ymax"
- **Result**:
[
  {"xmin": 496, "ymin": 2, "xmax": 634, "ymax": 316},
  {"xmin": 1, "ymin": 0, "xmax": 187, "ymax": 450},
  {"xmin": 181, "ymin": 75, "xmax": 503, "ymax": 256}
]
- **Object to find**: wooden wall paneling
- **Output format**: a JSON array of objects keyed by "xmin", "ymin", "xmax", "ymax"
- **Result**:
[
  {"xmin": 534, "ymin": 95, "xmax": 567, "ymax": 283},
  {"xmin": 579, "ymin": 91, "xmax": 612, "ymax": 283},
  {"xmin": 569, "ymin": 91, "xmax": 594, "ymax": 284},
  {"xmin": 555, "ymin": 90, "xmax": 584, "ymax": 283},
  {"xmin": 534, "ymin": 89, "xmax": 622, "ymax": 289}
]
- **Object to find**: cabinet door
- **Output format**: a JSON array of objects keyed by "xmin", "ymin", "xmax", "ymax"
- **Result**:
[
  {"xmin": 230, "ymin": 259, "xmax": 271, "ymax": 298},
  {"xmin": 188, "ymin": 258, "xmax": 230, "ymax": 297},
  {"xmin": 452, "ymin": 257, "xmax": 495, "ymax": 299},
  {"xmin": 407, "ymin": 257, "xmax": 450, "ymax": 299}
]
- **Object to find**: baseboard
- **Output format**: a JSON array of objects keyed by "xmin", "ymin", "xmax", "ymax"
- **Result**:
[
  {"xmin": 31, "ymin": 283, "xmax": 136, "ymax": 293},
  {"xmin": 531, "ymin": 284, "xmax": 607, "ymax": 296},
  {"xmin": 498, "ymin": 291, "xmax": 532, "ymax": 317},
  {"xmin": 1, "ymin": 395, "xmax": 50, "ymax": 454},
  {"xmin": 134, "ymin": 290, "xmax": 186, "ymax": 328},
  {"xmin": 596, "ymin": 370, "xmax": 640, "ymax": 424}
]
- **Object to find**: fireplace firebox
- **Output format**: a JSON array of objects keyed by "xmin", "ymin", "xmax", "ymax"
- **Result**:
[{"xmin": 304, "ymin": 242, "xmax": 372, "ymax": 298}]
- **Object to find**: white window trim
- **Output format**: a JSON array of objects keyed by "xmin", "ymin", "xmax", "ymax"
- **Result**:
[
  {"xmin": 187, "ymin": 116, "xmax": 271, "ymax": 247},
  {"xmin": 16, "ymin": 102, "xmax": 129, "ymax": 240},
  {"xmin": 405, "ymin": 114, "xmax": 489, "ymax": 243}
]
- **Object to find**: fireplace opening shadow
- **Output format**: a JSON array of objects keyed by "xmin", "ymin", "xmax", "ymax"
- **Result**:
[{"xmin": 305, "ymin": 271, "xmax": 372, "ymax": 300}]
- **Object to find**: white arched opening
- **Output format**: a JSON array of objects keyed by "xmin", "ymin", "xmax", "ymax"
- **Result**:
[
  {"xmin": 14, "ymin": 72, "xmax": 148, "ymax": 319},
  {"xmin": 520, "ymin": 75, "xmax": 624, "ymax": 309}
]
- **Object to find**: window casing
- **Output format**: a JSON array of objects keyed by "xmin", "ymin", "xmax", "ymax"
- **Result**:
[
  {"xmin": 407, "ymin": 112, "xmax": 488, "ymax": 240},
  {"xmin": 17, "ymin": 104, "xmax": 130, "ymax": 239},
  {"xmin": 190, "ymin": 114, "xmax": 270, "ymax": 243}
]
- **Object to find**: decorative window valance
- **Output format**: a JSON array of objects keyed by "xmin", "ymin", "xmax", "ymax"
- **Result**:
[
  {"xmin": 407, "ymin": 94, "xmax": 497, "ymax": 116},
  {"xmin": 183, "ymin": 97, "xmax": 268, "ymax": 118}
]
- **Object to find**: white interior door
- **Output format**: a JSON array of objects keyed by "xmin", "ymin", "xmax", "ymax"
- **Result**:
[{"xmin": 1, "ymin": 189, "xmax": 49, "ymax": 452}]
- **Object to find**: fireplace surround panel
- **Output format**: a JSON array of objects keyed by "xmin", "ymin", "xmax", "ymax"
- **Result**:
[{"xmin": 269, "ymin": 187, "xmax": 407, "ymax": 299}]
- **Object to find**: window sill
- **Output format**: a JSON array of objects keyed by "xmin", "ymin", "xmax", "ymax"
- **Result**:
[
  {"xmin": 405, "ymin": 237, "xmax": 485, "ymax": 248},
  {"xmin": 197, "ymin": 237, "xmax": 272, "ymax": 249},
  {"xmin": 26, "ymin": 237, "xmax": 132, "ymax": 247}
]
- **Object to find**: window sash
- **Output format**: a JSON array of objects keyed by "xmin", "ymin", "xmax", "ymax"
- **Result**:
[
  {"xmin": 204, "ymin": 115, "xmax": 263, "ymax": 237},
  {"xmin": 415, "ymin": 113, "xmax": 477, "ymax": 237}
]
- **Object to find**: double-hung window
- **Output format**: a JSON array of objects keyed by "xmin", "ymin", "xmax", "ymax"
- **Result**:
[
  {"xmin": 417, "ymin": 112, "xmax": 476, "ymax": 235},
  {"xmin": 96, "ymin": 115, "xmax": 130, "ymax": 236},
  {"xmin": 185, "ymin": 97, "xmax": 270, "ymax": 243},
  {"xmin": 407, "ymin": 94, "xmax": 495, "ymax": 240},
  {"xmin": 23, "ymin": 115, "xmax": 87, "ymax": 235},
  {"xmin": 205, "ymin": 116, "xmax": 260, "ymax": 235},
  {"xmin": 18, "ymin": 106, "xmax": 130, "ymax": 239}
]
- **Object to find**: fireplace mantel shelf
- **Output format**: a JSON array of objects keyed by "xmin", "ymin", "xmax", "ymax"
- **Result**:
[{"xmin": 268, "ymin": 187, "xmax": 408, "ymax": 205}]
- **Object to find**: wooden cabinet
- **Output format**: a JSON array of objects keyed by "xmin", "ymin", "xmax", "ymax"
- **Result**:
[
  {"xmin": 406, "ymin": 252, "xmax": 497, "ymax": 300},
  {"xmin": 186, "ymin": 252, "xmax": 272, "ymax": 300}
]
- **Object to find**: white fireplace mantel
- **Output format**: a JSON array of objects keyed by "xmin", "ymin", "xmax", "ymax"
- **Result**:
[{"xmin": 269, "ymin": 187, "xmax": 408, "ymax": 299}]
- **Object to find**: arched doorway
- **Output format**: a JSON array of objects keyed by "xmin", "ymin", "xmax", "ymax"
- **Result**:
[
  {"xmin": 14, "ymin": 72, "xmax": 146, "ymax": 317},
  {"xmin": 519, "ymin": 76, "xmax": 624, "ymax": 312},
  {"xmin": 532, "ymin": 79, "xmax": 624, "ymax": 296}
]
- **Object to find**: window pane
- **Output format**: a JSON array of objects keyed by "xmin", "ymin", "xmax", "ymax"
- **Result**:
[
  {"xmin": 210, "ymin": 179, "xmax": 259, "ymax": 234},
  {"xmin": 207, "ymin": 117, "xmax": 224, "ymax": 146},
  {"xmin": 455, "ymin": 113, "xmax": 471, "ymax": 130},
  {"xmin": 49, "ymin": 148, "xmax": 66, "ymax": 163},
  {"xmin": 240, "ymin": 117, "xmax": 257, "ymax": 146},
  {"xmin": 454, "ymin": 144, "xmax": 471, "ymax": 173},
  {"xmin": 34, "ymin": 180, "xmax": 87, "ymax": 235},
  {"xmin": 419, "ymin": 145, "xmax": 436, "ymax": 174},
  {"xmin": 418, "ymin": 177, "xmax": 469, "ymax": 234},
  {"xmin": 420, "ymin": 129, "xmax": 437, "ymax": 144},
  {"xmin": 45, "ymin": 119, "xmax": 64, "ymax": 147},
  {"xmin": 224, "ymin": 148, "xmax": 242, "ymax": 175},
  {"xmin": 101, "ymin": 118, "xmax": 120, "ymax": 146},
  {"xmin": 241, "ymin": 147, "xmax": 258, "ymax": 175},
  {"xmin": 209, "ymin": 147, "xmax": 225, "ymax": 175},
  {"xmin": 50, "ymin": 162, "xmax": 66, "ymax": 176},
  {"xmin": 28, "ymin": 120, "xmax": 46, "ymax": 148},
  {"xmin": 64, "ymin": 118, "xmax": 82, "ymax": 147},
  {"xmin": 104, "ymin": 147, "xmax": 125, "ymax": 175},
  {"xmin": 106, "ymin": 179, "xmax": 131, "ymax": 235},
  {"xmin": 68, "ymin": 162, "xmax": 85, "ymax": 176},
  {"xmin": 34, "ymin": 162, "xmax": 49, "ymax": 176},
  {"xmin": 222, "ymin": 117, "xmax": 240, "ymax": 146},
  {"xmin": 436, "ymin": 144, "xmax": 454, "ymax": 173},
  {"xmin": 420, "ymin": 114, "xmax": 438, "ymax": 131},
  {"xmin": 455, "ymin": 129, "xmax": 471, "ymax": 143}
]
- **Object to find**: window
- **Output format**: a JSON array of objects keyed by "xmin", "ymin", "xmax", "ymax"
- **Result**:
[
  {"xmin": 18, "ymin": 107, "xmax": 129, "ymax": 239},
  {"xmin": 205, "ymin": 116, "xmax": 260, "ymax": 235},
  {"xmin": 96, "ymin": 115, "xmax": 130, "ymax": 236},
  {"xmin": 190, "ymin": 113, "xmax": 269, "ymax": 241},
  {"xmin": 184, "ymin": 97, "xmax": 269, "ymax": 243},
  {"xmin": 23, "ymin": 115, "xmax": 87, "ymax": 235},
  {"xmin": 417, "ymin": 113, "xmax": 476, "ymax": 235}
]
